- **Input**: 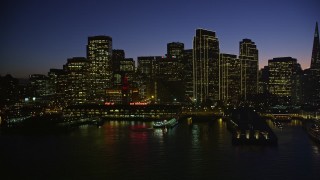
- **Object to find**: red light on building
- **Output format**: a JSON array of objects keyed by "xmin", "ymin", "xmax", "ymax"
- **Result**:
[
  {"xmin": 129, "ymin": 102, "xmax": 147, "ymax": 105},
  {"xmin": 105, "ymin": 102, "xmax": 115, "ymax": 105}
]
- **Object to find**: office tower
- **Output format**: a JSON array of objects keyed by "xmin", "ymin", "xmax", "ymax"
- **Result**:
[
  {"xmin": 268, "ymin": 57, "xmax": 299, "ymax": 105},
  {"xmin": 137, "ymin": 56, "xmax": 161, "ymax": 101},
  {"xmin": 258, "ymin": 66, "xmax": 269, "ymax": 94},
  {"xmin": 112, "ymin": 49, "xmax": 125, "ymax": 72},
  {"xmin": 183, "ymin": 49, "xmax": 193, "ymax": 99},
  {"xmin": 137, "ymin": 56, "xmax": 160, "ymax": 77},
  {"xmin": 87, "ymin": 36, "xmax": 113, "ymax": 103},
  {"xmin": 107, "ymin": 57, "xmax": 135, "ymax": 105},
  {"xmin": 156, "ymin": 56, "xmax": 184, "ymax": 103},
  {"xmin": 48, "ymin": 69, "xmax": 64, "ymax": 96},
  {"xmin": 29, "ymin": 74, "xmax": 49, "ymax": 98},
  {"xmin": 64, "ymin": 57, "xmax": 89, "ymax": 105},
  {"xmin": 193, "ymin": 29, "xmax": 220, "ymax": 104},
  {"xmin": 310, "ymin": 22, "xmax": 320, "ymax": 69},
  {"xmin": 167, "ymin": 42, "xmax": 184, "ymax": 59},
  {"xmin": 47, "ymin": 69, "xmax": 66, "ymax": 107},
  {"xmin": 220, "ymin": 53, "xmax": 241, "ymax": 105},
  {"xmin": 0, "ymin": 74, "xmax": 19, "ymax": 105},
  {"xmin": 158, "ymin": 57, "xmax": 181, "ymax": 81},
  {"xmin": 119, "ymin": 58, "xmax": 135, "ymax": 76},
  {"xmin": 291, "ymin": 64, "xmax": 303, "ymax": 105},
  {"xmin": 239, "ymin": 39, "xmax": 259, "ymax": 100}
]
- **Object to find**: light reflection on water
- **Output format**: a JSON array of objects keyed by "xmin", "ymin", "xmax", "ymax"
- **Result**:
[{"xmin": 1, "ymin": 118, "xmax": 320, "ymax": 179}]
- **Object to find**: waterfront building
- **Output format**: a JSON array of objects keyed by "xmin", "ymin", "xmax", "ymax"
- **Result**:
[
  {"xmin": 87, "ymin": 36, "xmax": 113, "ymax": 103},
  {"xmin": 193, "ymin": 29, "xmax": 220, "ymax": 104},
  {"xmin": 63, "ymin": 104, "xmax": 181, "ymax": 120},
  {"xmin": 239, "ymin": 39, "xmax": 259, "ymax": 100}
]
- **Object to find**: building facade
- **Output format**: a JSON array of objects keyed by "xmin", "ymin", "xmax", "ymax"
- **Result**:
[
  {"xmin": 167, "ymin": 42, "xmax": 184, "ymax": 59},
  {"xmin": 220, "ymin": 53, "xmax": 241, "ymax": 105},
  {"xmin": 64, "ymin": 57, "xmax": 89, "ymax": 105},
  {"xmin": 193, "ymin": 29, "xmax": 220, "ymax": 104},
  {"xmin": 268, "ymin": 57, "xmax": 299, "ymax": 105},
  {"xmin": 239, "ymin": 39, "xmax": 259, "ymax": 100},
  {"xmin": 87, "ymin": 36, "xmax": 113, "ymax": 103},
  {"xmin": 308, "ymin": 22, "xmax": 320, "ymax": 106}
]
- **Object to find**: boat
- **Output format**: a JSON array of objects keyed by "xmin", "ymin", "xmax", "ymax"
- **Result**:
[
  {"xmin": 307, "ymin": 124, "xmax": 320, "ymax": 143},
  {"xmin": 153, "ymin": 118, "xmax": 178, "ymax": 128}
]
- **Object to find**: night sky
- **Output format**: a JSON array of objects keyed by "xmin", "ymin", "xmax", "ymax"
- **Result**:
[{"xmin": 1, "ymin": 0, "xmax": 319, "ymax": 78}]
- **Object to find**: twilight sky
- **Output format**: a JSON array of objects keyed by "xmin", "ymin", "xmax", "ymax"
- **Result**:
[{"xmin": 1, "ymin": 0, "xmax": 319, "ymax": 78}]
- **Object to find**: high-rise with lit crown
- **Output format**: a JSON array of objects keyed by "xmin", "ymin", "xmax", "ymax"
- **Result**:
[
  {"xmin": 239, "ymin": 39, "xmax": 259, "ymax": 100},
  {"xmin": 193, "ymin": 29, "xmax": 220, "ymax": 104},
  {"xmin": 87, "ymin": 36, "xmax": 112, "ymax": 103}
]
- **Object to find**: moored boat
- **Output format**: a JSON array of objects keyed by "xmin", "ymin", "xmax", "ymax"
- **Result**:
[{"xmin": 153, "ymin": 118, "xmax": 178, "ymax": 128}]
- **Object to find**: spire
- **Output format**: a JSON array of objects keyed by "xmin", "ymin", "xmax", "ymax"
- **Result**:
[
  {"xmin": 310, "ymin": 22, "xmax": 320, "ymax": 69},
  {"xmin": 315, "ymin": 22, "xmax": 319, "ymax": 38}
]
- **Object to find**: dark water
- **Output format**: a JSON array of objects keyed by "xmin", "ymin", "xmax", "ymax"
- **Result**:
[{"xmin": 1, "ymin": 119, "xmax": 320, "ymax": 180}]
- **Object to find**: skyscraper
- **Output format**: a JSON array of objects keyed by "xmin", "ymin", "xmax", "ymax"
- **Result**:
[
  {"xmin": 193, "ymin": 29, "xmax": 220, "ymax": 104},
  {"xmin": 308, "ymin": 22, "xmax": 320, "ymax": 105},
  {"xmin": 220, "ymin": 54, "xmax": 241, "ymax": 105},
  {"xmin": 183, "ymin": 49, "xmax": 193, "ymax": 99},
  {"xmin": 239, "ymin": 39, "xmax": 259, "ymax": 100},
  {"xmin": 112, "ymin": 49, "xmax": 125, "ymax": 72},
  {"xmin": 137, "ymin": 56, "xmax": 161, "ymax": 101},
  {"xmin": 310, "ymin": 22, "xmax": 320, "ymax": 69},
  {"xmin": 87, "ymin": 36, "xmax": 112, "ymax": 103},
  {"xmin": 64, "ymin": 57, "xmax": 88, "ymax": 105},
  {"xmin": 268, "ymin": 57, "xmax": 299, "ymax": 105}
]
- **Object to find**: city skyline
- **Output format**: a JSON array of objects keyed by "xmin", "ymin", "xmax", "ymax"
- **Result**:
[{"xmin": 1, "ymin": 0, "xmax": 319, "ymax": 78}]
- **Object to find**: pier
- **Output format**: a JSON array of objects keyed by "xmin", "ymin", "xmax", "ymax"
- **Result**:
[{"xmin": 227, "ymin": 107, "xmax": 278, "ymax": 145}]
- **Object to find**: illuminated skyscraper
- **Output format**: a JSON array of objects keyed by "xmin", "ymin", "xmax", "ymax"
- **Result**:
[
  {"xmin": 64, "ymin": 57, "xmax": 88, "ymax": 104},
  {"xmin": 48, "ymin": 69, "xmax": 66, "ymax": 106},
  {"xmin": 87, "ymin": 36, "xmax": 112, "ymax": 103},
  {"xmin": 193, "ymin": 29, "xmax": 220, "ymax": 104},
  {"xmin": 220, "ymin": 53, "xmax": 241, "ymax": 105},
  {"xmin": 268, "ymin": 57, "xmax": 299, "ymax": 105},
  {"xmin": 239, "ymin": 39, "xmax": 258, "ymax": 100},
  {"xmin": 310, "ymin": 22, "xmax": 320, "ymax": 69},
  {"xmin": 308, "ymin": 22, "xmax": 320, "ymax": 105}
]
